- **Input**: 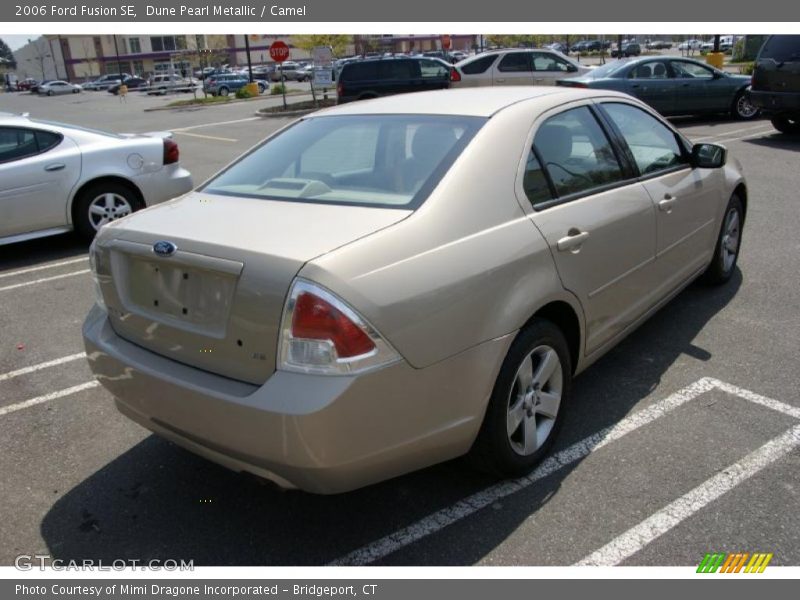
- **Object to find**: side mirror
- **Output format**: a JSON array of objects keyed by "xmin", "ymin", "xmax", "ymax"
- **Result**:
[
  {"xmin": 567, "ymin": 64, "xmax": 578, "ymax": 72},
  {"xmin": 712, "ymin": 70, "xmax": 724, "ymax": 79},
  {"xmin": 692, "ymin": 143, "xmax": 727, "ymax": 168}
]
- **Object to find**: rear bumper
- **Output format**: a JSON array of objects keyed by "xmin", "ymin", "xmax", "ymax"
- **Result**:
[
  {"xmin": 747, "ymin": 89, "xmax": 800, "ymax": 116},
  {"xmin": 132, "ymin": 164, "xmax": 193, "ymax": 207},
  {"xmin": 82, "ymin": 305, "xmax": 510, "ymax": 493}
]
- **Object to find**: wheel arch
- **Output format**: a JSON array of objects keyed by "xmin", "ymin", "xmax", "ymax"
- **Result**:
[
  {"xmin": 68, "ymin": 175, "xmax": 145, "ymax": 226},
  {"xmin": 521, "ymin": 297, "xmax": 584, "ymax": 375},
  {"xmin": 733, "ymin": 181, "xmax": 748, "ymax": 223}
]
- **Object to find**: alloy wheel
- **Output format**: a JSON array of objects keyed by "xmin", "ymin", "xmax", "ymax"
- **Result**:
[{"xmin": 88, "ymin": 192, "xmax": 134, "ymax": 230}]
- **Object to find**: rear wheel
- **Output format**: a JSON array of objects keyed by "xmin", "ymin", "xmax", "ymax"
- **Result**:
[
  {"xmin": 73, "ymin": 182, "xmax": 142, "ymax": 240},
  {"xmin": 702, "ymin": 194, "xmax": 744, "ymax": 285},
  {"xmin": 732, "ymin": 91, "xmax": 759, "ymax": 120},
  {"xmin": 468, "ymin": 319, "xmax": 572, "ymax": 477},
  {"xmin": 47, "ymin": 90, "xmax": 54, "ymax": 96},
  {"xmin": 218, "ymin": 86, "xmax": 230, "ymax": 97},
  {"xmin": 771, "ymin": 116, "xmax": 800, "ymax": 134}
]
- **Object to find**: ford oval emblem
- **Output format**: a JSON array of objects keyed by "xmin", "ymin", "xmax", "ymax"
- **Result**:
[{"xmin": 153, "ymin": 241, "xmax": 177, "ymax": 257}]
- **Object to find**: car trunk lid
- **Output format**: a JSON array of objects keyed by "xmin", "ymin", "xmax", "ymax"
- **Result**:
[{"xmin": 93, "ymin": 192, "xmax": 410, "ymax": 384}]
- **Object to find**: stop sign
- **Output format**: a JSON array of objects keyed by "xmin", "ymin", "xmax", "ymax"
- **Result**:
[
  {"xmin": 270, "ymin": 41, "xmax": 290, "ymax": 63},
  {"xmin": 441, "ymin": 35, "xmax": 452, "ymax": 50}
]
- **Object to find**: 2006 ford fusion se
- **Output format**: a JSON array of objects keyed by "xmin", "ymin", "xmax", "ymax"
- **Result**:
[{"xmin": 83, "ymin": 88, "xmax": 746, "ymax": 493}]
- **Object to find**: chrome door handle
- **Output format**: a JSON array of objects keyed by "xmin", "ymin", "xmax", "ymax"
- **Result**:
[
  {"xmin": 45, "ymin": 163, "xmax": 65, "ymax": 172},
  {"xmin": 658, "ymin": 195, "xmax": 677, "ymax": 213},
  {"xmin": 495, "ymin": 78, "xmax": 505, "ymax": 83},
  {"xmin": 557, "ymin": 230, "xmax": 590, "ymax": 252}
]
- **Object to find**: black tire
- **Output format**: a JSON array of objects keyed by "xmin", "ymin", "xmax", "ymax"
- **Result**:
[
  {"xmin": 73, "ymin": 181, "xmax": 142, "ymax": 240},
  {"xmin": 73, "ymin": 88, "xmax": 80, "ymax": 94},
  {"xmin": 47, "ymin": 90, "xmax": 54, "ymax": 96},
  {"xmin": 732, "ymin": 90, "xmax": 759, "ymax": 120},
  {"xmin": 701, "ymin": 194, "xmax": 744, "ymax": 285},
  {"xmin": 771, "ymin": 116, "xmax": 800, "ymax": 134},
  {"xmin": 218, "ymin": 86, "xmax": 230, "ymax": 97},
  {"xmin": 468, "ymin": 318, "xmax": 572, "ymax": 478}
]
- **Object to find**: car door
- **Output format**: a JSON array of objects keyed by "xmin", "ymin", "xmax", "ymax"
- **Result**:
[
  {"xmin": 0, "ymin": 127, "xmax": 81, "ymax": 238},
  {"xmin": 380, "ymin": 60, "xmax": 422, "ymax": 95},
  {"xmin": 598, "ymin": 101, "xmax": 721, "ymax": 290},
  {"xmin": 491, "ymin": 52, "xmax": 535, "ymax": 86},
  {"xmin": 531, "ymin": 51, "xmax": 576, "ymax": 85},
  {"xmin": 625, "ymin": 60, "xmax": 676, "ymax": 114},
  {"xmin": 522, "ymin": 104, "xmax": 659, "ymax": 355},
  {"xmin": 669, "ymin": 60, "xmax": 716, "ymax": 113}
]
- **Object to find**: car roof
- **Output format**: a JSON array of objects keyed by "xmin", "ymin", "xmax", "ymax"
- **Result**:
[{"xmin": 314, "ymin": 87, "xmax": 631, "ymax": 118}]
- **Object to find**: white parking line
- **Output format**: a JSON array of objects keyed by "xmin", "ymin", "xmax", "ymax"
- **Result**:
[
  {"xmin": 172, "ymin": 117, "xmax": 259, "ymax": 132},
  {"xmin": 0, "ymin": 353, "xmax": 86, "ymax": 383},
  {"xmin": 691, "ymin": 123, "xmax": 772, "ymax": 142},
  {"xmin": 0, "ymin": 269, "xmax": 90, "ymax": 292},
  {"xmin": 174, "ymin": 131, "xmax": 238, "ymax": 142},
  {"xmin": 711, "ymin": 129, "xmax": 776, "ymax": 144},
  {"xmin": 575, "ymin": 423, "xmax": 800, "ymax": 566},
  {"xmin": 0, "ymin": 381, "xmax": 99, "ymax": 418},
  {"xmin": 0, "ymin": 256, "xmax": 88, "ymax": 280},
  {"xmin": 708, "ymin": 378, "xmax": 800, "ymax": 420},
  {"xmin": 330, "ymin": 378, "xmax": 717, "ymax": 566}
]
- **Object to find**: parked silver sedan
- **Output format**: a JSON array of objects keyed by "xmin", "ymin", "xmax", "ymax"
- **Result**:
[
  {"xmin": 83, "ymin": 88, "xmax": 746, "ymax": 493},
  {"xmin": 0, "ymin": 113, "xmax": 193, "ymax": 245},
  {"xmin": 38, "ymin": 80, "xmax": 82, "ymax": 95}
]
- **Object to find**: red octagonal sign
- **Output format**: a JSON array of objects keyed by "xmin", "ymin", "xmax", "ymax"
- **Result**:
[{"xmin": 269, "ymin": 41, "xmax": 290, "ymax": 63}]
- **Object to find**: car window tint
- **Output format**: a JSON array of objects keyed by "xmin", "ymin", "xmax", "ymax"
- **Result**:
[
  {"xmin": 522, "ymin": 150, "xmax": 552, "ymax": 207},
  {"xmin": 498, "ymin": 52, "xmax": 532, "ymax": 73},
  {"xmin": 602, "ymin": 103, "xmax": 686, "ymax": 175},
  {"xmin": 460, "ymin": 54, "xmax": 498, "ymax": 74},
  {"xmin": 532, "ymin": 53, "xmax": 570, "ymax": 72},
  {"xmin": 380, "ymin": 61, "xmax": 417, "ymax": 79},
  {"xmin": 0, "ymin": 128, "xmax": 39, "ymax": 162},
  {"xmin": 533, "ymin": 107, "xmax": 623, "ymax": 197},
  {"xmin": 419, "ymin": 59, "xmax": 449, "ymax": 78},
  {"xmin": 629, "ymin": 62, "xmax": 668, "ymax": 79},
  {"xmin": 34, "ymin": 130, "xmax": 62, "ymax": 153},
  {"xmin": 671, "ymin": 61, "xmax": 713, "ymax": 79},
  {"xmin": 758, "ymin": 35, "xmax": 800, "ymax": 62},
  {"xmin": 344, "ymin": 62, "xmax": 379, "ymax": 80}
]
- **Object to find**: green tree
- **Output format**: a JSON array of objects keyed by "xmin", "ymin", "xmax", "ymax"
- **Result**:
[
  {"xmin": 291, "ymin": 35, "xmax": 353, "ymax": 58},
  {"xmin": 0, "ymin": 38, "xmax": 17, "ymax": 68}
]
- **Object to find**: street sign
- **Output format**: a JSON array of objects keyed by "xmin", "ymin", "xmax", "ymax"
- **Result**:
[
  {"xmin": 313, "ymin": 68, "xmax": 333, "ymax": 87},
  {"xmin": 441, "ymin": 35, "xmax": 452, "ymax": 50},
  {"xmin": 269, "ymin": 41, "xmax": 290, "ymax": 63},
  {"xmin": 312, "ymin": 46, "xmax": 333, "ymax": 67}
]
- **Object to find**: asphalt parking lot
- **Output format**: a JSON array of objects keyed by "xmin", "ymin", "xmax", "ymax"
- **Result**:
[{"xmin": 1, "ymin": 89, "xmax": 798, "ymax": 567}]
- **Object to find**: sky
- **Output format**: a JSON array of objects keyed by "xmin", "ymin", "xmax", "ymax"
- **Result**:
[{"xmin": 2, "ymin": 35, "xmax": 39, "ymax": 51}]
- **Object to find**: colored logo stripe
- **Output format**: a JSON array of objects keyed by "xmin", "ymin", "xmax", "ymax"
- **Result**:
[{"xmin": 697, "ymin": 552, "xmax": 773, "ymax": 573}]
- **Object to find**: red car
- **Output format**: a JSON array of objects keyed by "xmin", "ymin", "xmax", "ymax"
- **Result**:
[{"xmin": 17, "ymin": 78, "xmax": 38, "ymax": 91}]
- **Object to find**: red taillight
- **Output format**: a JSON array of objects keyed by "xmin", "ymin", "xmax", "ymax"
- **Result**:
[
  {"xmin": 336, "ymin": 81, "xmax": 343, "ymax": 97},
  {"xmin": 450, "ymin": 67, "xmax": 461, "ymax": 82},
  {"xmin": 163, "ymin": 138, "xmax": 179, "ymax": 165},
  {"xmin": 292, "ymin": 291, "xmax": 375, "ymax": 358}
]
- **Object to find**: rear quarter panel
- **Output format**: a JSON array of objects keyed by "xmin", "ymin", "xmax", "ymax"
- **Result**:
[{"xmin": 300, "ymin": 100, "xmax": 579, "ymax": 369}]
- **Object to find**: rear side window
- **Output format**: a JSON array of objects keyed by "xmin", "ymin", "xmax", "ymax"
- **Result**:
[
  {"xmin": 758, "ymin": 35, "xmax": 800, "ymax": 62},
  {"xmin": 419, "ymin": 59, "xmax": 449, "ymax": 78},
  {"xmin": 34, "ymin": 130, "xmax": 62, "ymax": 153},
  {"xmin": 533, "ymin": 106, "xmax": 623, "ymax": 198},
  {"xmin": 460, "ymin": 54, "xmax": 498, "ymax": 74},
  {"xmin": 498, "ymin": 53, "xmax": 532, "ymax": 73},
  {"xmin": 0, "ymin": 127, "xmax": 62, "ymax": 163},
  {"xmin": 522, "ymin": 151, "xmax": 552, "ymax": 207},
  {"xmin": 380, "ymin": 60, "xmax": 418, "ymax": 79},
  {"xmin": 342, "ymin": 62, "xmax": 379, "ymax": 81}
]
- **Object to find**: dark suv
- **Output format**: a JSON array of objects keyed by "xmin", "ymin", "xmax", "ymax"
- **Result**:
[
  {"xmin": 336, "ymin": 57, "xmax": 456, "ymax": 104},
  {"xmin": 749, "ymin": 35, "xmax": 800, "ymax": 134}
]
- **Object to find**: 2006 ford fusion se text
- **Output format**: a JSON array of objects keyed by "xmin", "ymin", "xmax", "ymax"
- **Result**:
[{"xmin": 83, "ymin": 87, "xmax": 746, "ymax": 493}]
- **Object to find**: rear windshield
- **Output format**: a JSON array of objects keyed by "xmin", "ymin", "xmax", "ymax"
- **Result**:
[
  {"xmin": 758, "ymin": 35, "xmax": 800, "ymax": 62},
  {"xmin": 202, "ymin": 114, "xmax": 486, "ymax": 209},
  {"xmin": 583, "ymin": 60, "xmax": 630, "ymax": 79},
  {"xmin": 460, "ymin": 54, "xmax": 499, "ymax": 74}
]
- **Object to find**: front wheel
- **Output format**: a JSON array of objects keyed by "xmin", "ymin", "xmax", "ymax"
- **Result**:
[
  {"xmin": 218, "ymin": 86, "xmax": 230, "ymax": 97},
  {"xmin": 771, "ymin": 116, "xmax": 800, "ymax": 134},
  {"xmin": 47, "ymin": 90, "xmax": 54, "ymax": 96},
  {"xmin": 732, "ymin": 91, "xmax": 759, "ymax": 120},
  {"xmin": 73, "ymin": 182, "xmax": 142, "ymax": 240},
  {"xmin": 702, "ymin": 194, "xmax": 744, "ymax": 285},
  {"xmin": 468, "ymin": 319, "xmax": 572, "ymax": 477}
]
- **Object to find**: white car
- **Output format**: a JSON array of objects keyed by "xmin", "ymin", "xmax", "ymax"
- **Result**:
[
  {"xmin": 0, "ymin": 113, "xmax": 193, "ymax": 245},
  {"xmin": 452, "ymin": 49, "xmax": 592, "ymax": 87},
  {"xmin": 38, "ymin": 81, "xmax": 83, "ymax": 96},
  {"xmin": 678, "ymin": 39, "xmax": 703, "ymax": 51}
]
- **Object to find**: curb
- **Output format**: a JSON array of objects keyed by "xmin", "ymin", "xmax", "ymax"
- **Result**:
[{"xmin": 143, "ymin": 91, "xmax": 313, "ymax": 112}]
